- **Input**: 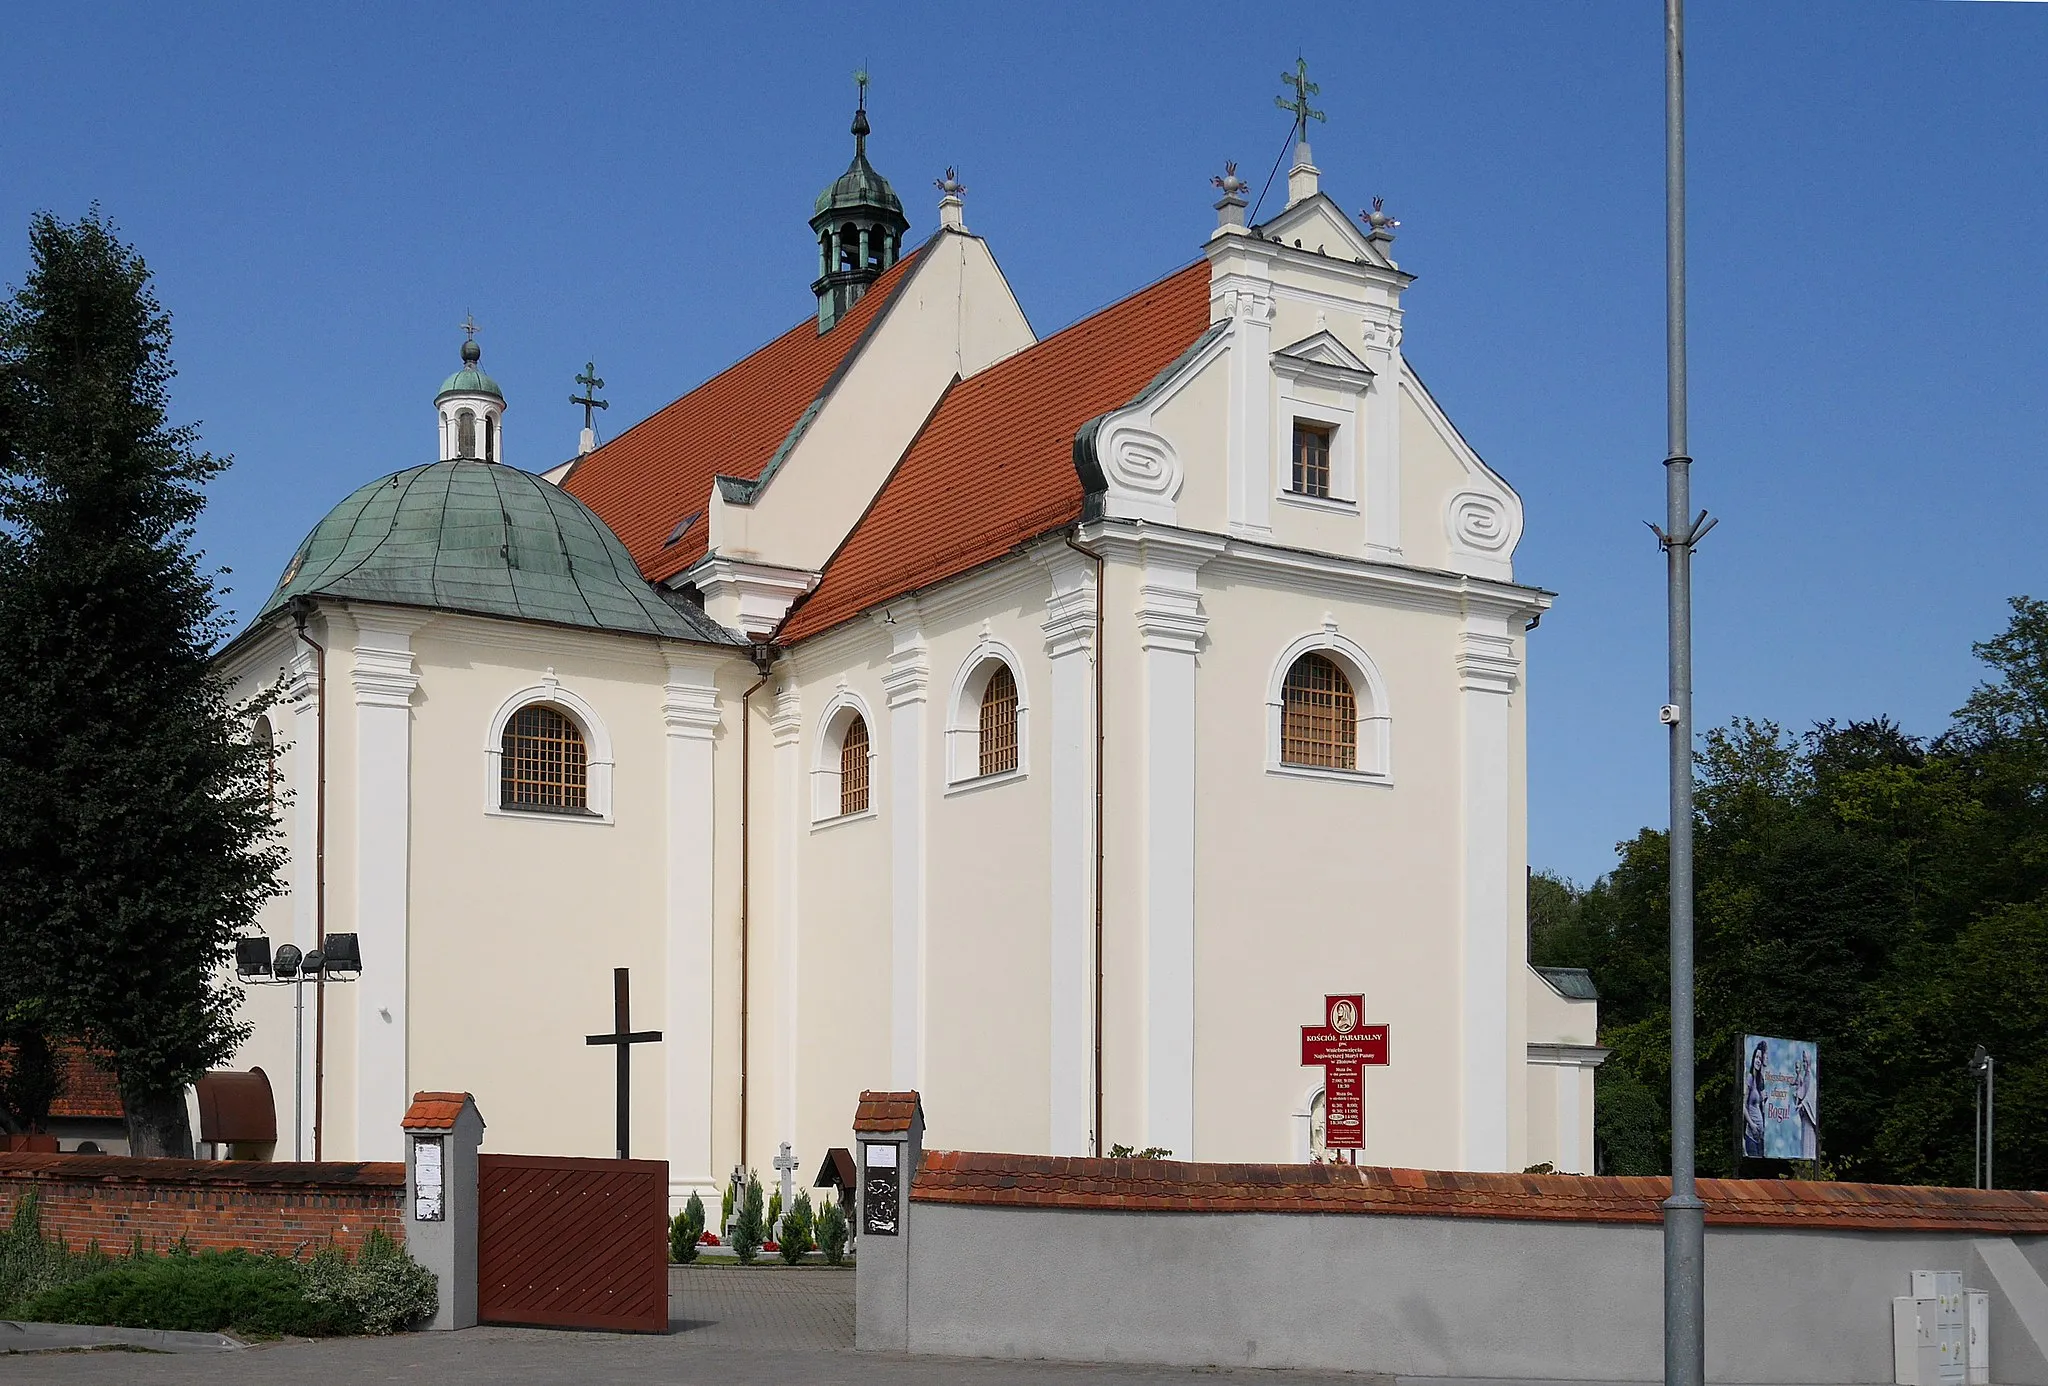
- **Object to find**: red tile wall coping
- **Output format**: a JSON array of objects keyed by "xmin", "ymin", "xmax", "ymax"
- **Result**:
[
  {"xmin": 854, "ymin": 1091, "xmax": 921, "ymax": 1134},
  {"xmin": 0, "ymin": 1153, "xmax": 404, "ymax": 1257},
  {"xmin": 912, "ymin": 1151, "xmax": 2048, "ymax": 1236},
  {"xmin": 401, "ymin": 1091, "xmax": 472, "ymax": 1130}
]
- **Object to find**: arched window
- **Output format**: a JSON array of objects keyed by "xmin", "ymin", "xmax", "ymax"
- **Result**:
[
  {"xmin": 839, "ymin": 715, "xmax": 870, "ymax": 816},
  {"xmin": 484, "ymin": 413, "xmax": 496, "ymax": 463},
  {"xmin": 979, "ymin": 665, "xmax": 1019, "ymax": 777},
  {"xmin": 457, "ymin": 409, "xmax": 477, "ymax": 459},
  {"xmin": 500, "ymin": 704, "xmax": 588, "ymax": 812},
  {"xmin": 840, "ymin": 223, "xmax": 859, "ymax": 270},
  {"xmin": 253, "ymin": 715, "xmax": 277, "ymax": 816},
  {"xmin": 1281, "ymin": 653, "xmax": 1356, "ymax": 770}
]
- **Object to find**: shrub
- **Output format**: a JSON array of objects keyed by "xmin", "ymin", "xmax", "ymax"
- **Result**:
[
  {"xmin": 731, "ymin": 1172, "xmax": 765, "ymax": 1265},
  {"xmin": 16, "ymin": 1248, "xmax": 350, "ymax": 1337},
  {"xmin": 1108, "ymin": 1144, "xmax": 1172, "ymax": 1159},
  {"xmin": 767, "ymin": 1187, "xmax": 782, "ymax": 1235},
  {"xmin": 720, "ymin": 1182, "xmax": 734, "ymax": 1237},
  {"xmin": 300, "ymin": 1230, "xmax": 438, "ymax": 1334},
  {"xmin": 669, "ymin": 1192, "xmax": 705, "ymax": 1264},
  {"xmin": 778, "ymin": 1192, "xmax": 813, "ymax": 1264},
  {"xmin": 815, "ymin": 1198, "xmax": 849, "ymax": 1266}
]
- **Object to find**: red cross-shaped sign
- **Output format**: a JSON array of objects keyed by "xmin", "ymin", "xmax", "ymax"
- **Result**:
[{"xmin": 1301, "ymin": 994, "xmax": 1389, "ymax": 1151}]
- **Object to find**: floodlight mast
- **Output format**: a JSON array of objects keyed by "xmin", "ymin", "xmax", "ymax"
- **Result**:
[{"xmin": 1660, "ymin": 3, "xmax": 1708, "ymax": 1386}]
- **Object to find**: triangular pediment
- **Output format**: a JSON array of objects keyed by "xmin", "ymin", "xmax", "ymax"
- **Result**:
[
  {"xmin": 1274, "ymin": 330, "xmax": 1373, "ymax": 375},
  {"xmin": 1253, "ymin": 193, "xmax": 1395, "ymax": 270}
]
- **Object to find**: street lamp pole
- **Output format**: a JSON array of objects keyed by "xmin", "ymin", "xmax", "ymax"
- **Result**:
[
  {"xmin": 1658, "ymin": 3, "xmax": 1710, "ymax": 1385},
  {"xmin": 235, "ymin": 934, "xmax": 359, "ymax": 1162}
]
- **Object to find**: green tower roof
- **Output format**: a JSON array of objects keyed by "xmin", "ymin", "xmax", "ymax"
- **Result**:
[
  {"xmin": 436, "ymin": 365, "xmax": 504, "ymax": 402},
  {"xmin": 258, "ymin": 460, "xmax": 738, "ymax": 644}
]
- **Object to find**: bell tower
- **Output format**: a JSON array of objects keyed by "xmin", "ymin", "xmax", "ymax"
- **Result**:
[
  {"xmin": 436, "ymin": 316, "xmax": 506, "ymax": 462},
  {"xmin": 809, "ymin": 74, "xmax": 910, "ymax": 332}
]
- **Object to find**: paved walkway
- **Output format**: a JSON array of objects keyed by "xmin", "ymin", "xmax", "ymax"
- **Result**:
[{"xmin": 9, "ymin": 1267, "xmax": 1675, "ymax": 1385}]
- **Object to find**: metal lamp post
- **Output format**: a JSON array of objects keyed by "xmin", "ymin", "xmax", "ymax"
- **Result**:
[
  {"xmin": 1654, "ymin": 4, "xmax": 1714, "ymax": 1385},
  {"xmin": 234, "ymin": 934, "xmax": 361, "ymax": 1160},
  {"xmin": 1970, "ymin": 1046, "xmax": 1995, "ymax": 1190}
]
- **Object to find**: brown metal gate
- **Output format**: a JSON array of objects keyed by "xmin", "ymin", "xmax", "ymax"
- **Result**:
[{"xmin": 476, "ymin": 1153, "xmax": 668, "ymax": 1332}]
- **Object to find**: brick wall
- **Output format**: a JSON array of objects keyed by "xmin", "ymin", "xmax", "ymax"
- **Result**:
[
  {"xmin": 913, "ymin": 1150, "xmax": 2048, "ymax": 1233},
  {"xmin": 0, "ymin": 1153, "xmax": 403, "ymax": 1257}
]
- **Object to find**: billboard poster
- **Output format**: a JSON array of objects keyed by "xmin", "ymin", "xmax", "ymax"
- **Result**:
[{"xmin": 1740, "ymin": 1035, "xmax": 1818, "ymax": 1160}]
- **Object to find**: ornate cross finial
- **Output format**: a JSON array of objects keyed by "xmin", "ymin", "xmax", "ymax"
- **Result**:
[
  {"xmin": 1362, "ymin": 196, "xmax": 1400, "ymax": 236},
  {"xmin": 460, "ymin": 310, "xmax": 479, "ymax": 342},
  {"xmin": 571, "ymin": 361, "xmax": 609, "ymax": 432},
  {"xmin": 1276, "ymin": 57, "xmax": 1325, "ymax": 142},
  {"xmin": 935, "ymin": 167, "xmax": 966, "ymax": 198},
  {"xmin": 1211, "ymin": 160, "xmax": 1249, "ymax": 202},
  {"xmin": 855, "ymin": 68, "xmax": 869, "ymax": 111}
]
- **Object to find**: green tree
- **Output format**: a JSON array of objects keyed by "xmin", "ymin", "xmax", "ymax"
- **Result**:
[
  {"xmin": 0, "ymin": 209, "xmax": 283, "ymax": 1156},
  {"xmin": 731, "ymin": 1173, "xmax": 765, "ymax": 1264}
]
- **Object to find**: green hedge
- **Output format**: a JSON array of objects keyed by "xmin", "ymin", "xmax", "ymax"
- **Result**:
[{"xmin": 0, "ymin": 1193, "xmax": 436, "ymax": 1336}]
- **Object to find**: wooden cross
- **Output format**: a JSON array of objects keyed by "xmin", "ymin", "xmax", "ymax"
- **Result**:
[
  {"xmin": 1276, "ymin": 57, "xmax": 1326, "ymax": 142},
  {"xmin": 570, "ymin": 362, "xmax": 609, "ymax": 432},
  {"xmin": 1300, "ymin": 994, "xmax": 1388, "ymax": 1158},
  {"xmin": 585, "ymin": 967, "xmax": 661, "ymax": 1160}
]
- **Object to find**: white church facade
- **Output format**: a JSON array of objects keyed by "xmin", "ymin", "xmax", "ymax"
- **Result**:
[{"xmin": 218, "ymin": 94, "xmax": 1603, "ymax": 1204}]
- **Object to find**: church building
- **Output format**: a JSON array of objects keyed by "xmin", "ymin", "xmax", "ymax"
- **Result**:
[{"xmin": 218, "ymin": 86, "xmax": 1603, "ymax": 1204}]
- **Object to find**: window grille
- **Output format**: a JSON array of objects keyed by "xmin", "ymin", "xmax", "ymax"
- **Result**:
[
  {"xmin": 1281, "ymin": 654, "xmax": 1356, "ymax": 769},
  {"xmin": 1291, "ymin": 421, "xmax": 1333, "ymax": 498},
  {"xmin": 978, "ymin": 666, "xmax": 1019, "ymax": 777},
  {"xmin": 501, "ymin": 704, "xmax": 588, "ymax": 811},
  {"xmin": 839, "ymin": 715, "xmax": 871, "ymax": 816}
]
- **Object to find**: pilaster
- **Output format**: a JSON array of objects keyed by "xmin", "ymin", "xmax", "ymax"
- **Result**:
[
  {"xmin": 877, "ymin": 604, "xmax": 930, "ymax": 1089},
  {"xmin": 1217, "ymin": 274, "xmax": 1276, "ymax": 539},
  {"xmin": 661, "ymin": 651, "xmax": 721, "ymax": 1203},
  {"xmin": 349, "ymin": 611, "xmax": 425, "ymax": 1163},
  {"xmin": 1116, "ymin": 528, "xmax": 1223, "ymax": 1159},
  {"xmin": 1456, "ymin": 608, "xmax": 1519, "ymax": 1171},
  {"xmin": 1036, "ymin": 547, "xmax": 1099, "ymax": 1155},
  {"xmin": 285, "ymin": 639, "xmax": 322, "ymax": 1160},
  {"xmin": 1361, "ymin": 313, "xmax": 1404, "ymax": 558}
]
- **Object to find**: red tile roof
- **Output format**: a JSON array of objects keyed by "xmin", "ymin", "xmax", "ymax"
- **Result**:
[
  {"xmin": 853, "ymin": 1090, "xmax": 922, "ymax": 1134},
  {"xmin": 778, "ymin": 260, "xmax": 1214, "ymax": 643},
  {"xmin": 913, "ymin": 1151, "xmax": 2048, "ymax": 1234},
  {"xmin": 0, "ymin": 1152, "xmax": 404, "ymax": 1185},
  {"xmin": 401, "ymin": 1092, "xmax": 474, "ymax": 1131},
  {"xmin": 0, "ymin": 1044, "xmax": 124, "ymax": 1121},
  {"xmin": 561, "ymin": 252, "xmax": 924, "ymax": 585}
]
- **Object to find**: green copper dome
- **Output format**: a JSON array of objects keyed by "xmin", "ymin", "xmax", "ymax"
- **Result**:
[
  {"xmin": 814, "ymin": 150, "xmax": 903, "ymax": 218},
  {"xmin": 436, "ymin": 337, "xmax": 503, "ymax": 402},
  {"xmin": 258, "ymin": 461, "xmax": 736, "ymax": 644}
]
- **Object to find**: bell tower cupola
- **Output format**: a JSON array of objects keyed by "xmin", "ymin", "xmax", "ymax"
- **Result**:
[
  {"xmin": 809, "ymin": 73, "xmax": 910, "ymax": 333},
  {"xmin": 436, "ymin": 316, "xmax": 506, "ymax": 462}
]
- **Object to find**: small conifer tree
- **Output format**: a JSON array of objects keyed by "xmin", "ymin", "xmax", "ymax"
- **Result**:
[
  {"xmin": 669, "ymin": 1192, "xmax": 705, "ymax": 1264},
  {"xmin": 731, "ymin": 1172, "xmax": 766, "ymax": 1264}
]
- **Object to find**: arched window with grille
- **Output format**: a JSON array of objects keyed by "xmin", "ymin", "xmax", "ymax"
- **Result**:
[
  {"xmin": 839, "ymin": 714, "xmax": 870, "ymax": 816},
  {"xmin": 978, "ymin": 665, "xmax": 1019, "ymax": 777},
  {"xmin": 500, "ymin": 704, "xmax": 588, "ymax": 812},
  {"xmin": 1281, "ymin": 654, "xmax": 1356, "ymax": 770}
]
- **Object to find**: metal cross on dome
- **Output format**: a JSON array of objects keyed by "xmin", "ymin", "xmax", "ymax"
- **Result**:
[
  {"xmin": 1276, "ymin": 57, "xmax": 1326, "ymax": 143},
  {"xmin": 461, "ymin": 311, "xmax": 480, "ymax": 342}
]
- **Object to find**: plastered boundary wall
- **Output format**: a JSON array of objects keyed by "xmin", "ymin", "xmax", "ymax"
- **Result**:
[
  {"xmin": 883, "ymin": 1151, "xmax": 2048, "ymax": 1384},
  {"xmin": 0, "ymin": 1153, "xmax": 403, "ymax": 1257}
]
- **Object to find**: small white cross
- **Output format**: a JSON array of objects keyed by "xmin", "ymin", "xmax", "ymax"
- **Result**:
[{"xmin": 773, "ymin": 1142, "xmax": 800, "ymax": 1233}]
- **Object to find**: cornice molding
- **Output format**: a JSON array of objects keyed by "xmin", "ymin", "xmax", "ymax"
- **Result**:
[{"xmin": 1527, "ymin": 1043, "xmax": 1612, "ymax": 1068}]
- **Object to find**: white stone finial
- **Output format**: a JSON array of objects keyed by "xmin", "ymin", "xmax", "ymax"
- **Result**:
[
  {"xmin": 935, "ymin": 167, "xmax": 967, "ymax": 232},
  {"xmin": 1210, "ymin": 161, "xmax": 1249, "ymax": 238},
  {"xmin": 1286, "ymin": 139, "xmax": 1320, "ymax": 207}
]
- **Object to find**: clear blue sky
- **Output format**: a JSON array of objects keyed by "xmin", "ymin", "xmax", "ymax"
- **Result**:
[{"xmin": 5, "ymin": 2, "xmax": 2044, "ymax": 885}]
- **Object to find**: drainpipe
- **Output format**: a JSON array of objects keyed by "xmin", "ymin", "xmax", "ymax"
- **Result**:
[
  {"xmin": 288, "ymin": 597, "xmax": 328, "ymax": 1162},
  {"xmin": 736, "ymin": 642, "xmax": 776, "ymax": 1171},
  {"xmin": 1064, "ymin": 536, "xmax": 1106, "ymax": 1158}
]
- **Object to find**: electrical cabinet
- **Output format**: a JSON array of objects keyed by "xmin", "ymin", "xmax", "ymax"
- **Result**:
[
  {"xmin": 1895, "ymin": 1296, "xmax": 1939, "ymax": 1386},
  {"xmin": 1966, "ymin": 1289, "xmax": 1989, "ymax": 1386}
]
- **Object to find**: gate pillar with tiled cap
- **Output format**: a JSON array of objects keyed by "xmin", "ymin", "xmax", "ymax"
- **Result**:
[
  {"xmin": 853, "ymin": 1089, "xmax": 923, "ymax": 1351},
  {"xmin": 403, "ymin": 1091, "xmax": 484, "ymax": 1330}
]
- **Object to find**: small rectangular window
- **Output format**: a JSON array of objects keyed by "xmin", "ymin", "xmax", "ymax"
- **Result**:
[{"xmin": 1291, "ymin": 421, "xmax": 1333, "ymax": 498}]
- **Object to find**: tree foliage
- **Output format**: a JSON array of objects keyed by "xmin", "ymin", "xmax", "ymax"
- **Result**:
[
  {"xmin": 1535, "ymin": 597, "xmax": 2048, "ymax": 1187},
  {"xmin": 0, "ymin": 209, "xmax": 284, "ymax": 1154}
]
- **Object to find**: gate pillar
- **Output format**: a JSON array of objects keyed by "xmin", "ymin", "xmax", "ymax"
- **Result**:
[
  {"xmin": 402, "ymin": 1091, "xmax": 485, "ymax": 1330},
  {"xmin": 853, "ymin": 1090, "xmax": 923, "ymax": 1351}
]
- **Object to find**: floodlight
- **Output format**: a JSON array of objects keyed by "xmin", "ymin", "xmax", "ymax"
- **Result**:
[
  {"xmin": 1971, "ymin": 1045, "xmax": 1991, "ymax": 1076},
  {"xmin": 235, "ymin": 936, "xmax": 272, "ymax": 982},
  {"xmin": 273, "ymin": 944, "xmax": 302, "ymax": 980},
  {"xmin": 301, "ymin": 949, "xmax": 325, "ymax": 977},
  {"xmin": 320, "ymin": 933, "xmax": 362, "ymax": 978}
]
